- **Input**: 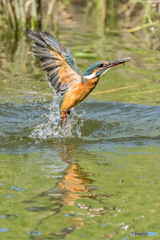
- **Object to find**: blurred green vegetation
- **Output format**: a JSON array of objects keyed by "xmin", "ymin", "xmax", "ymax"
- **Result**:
[
  {"xmin": 1, "ymin": 0, "xmax": 160, "ymax": 51},
  {"xmin": 0, "ymin": 0, "xmax": 160, "ymax": 35}
]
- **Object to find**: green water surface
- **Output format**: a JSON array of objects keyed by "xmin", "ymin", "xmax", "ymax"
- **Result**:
[{"xmin": 0, "ymin": 29, "xmax": 160, "ymax": 240}]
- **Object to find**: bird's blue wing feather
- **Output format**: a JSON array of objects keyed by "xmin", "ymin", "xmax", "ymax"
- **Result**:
[
  {"xmin": 27, "ymin": 29, "xmax": 82, "ymax": 95},
  {"xmin": 39, "ymin": 31, "xmax": 83, "ymax": 76}
]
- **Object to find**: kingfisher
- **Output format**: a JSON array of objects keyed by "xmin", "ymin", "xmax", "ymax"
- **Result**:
[{"xmin": 27, "ymin": 29, "xmax": 131, "ymax": 123}]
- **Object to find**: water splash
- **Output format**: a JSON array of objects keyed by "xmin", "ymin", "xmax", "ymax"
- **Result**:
[{"xmin": 31, "ymin": 94, "xmax": 84, "ymax": 139}]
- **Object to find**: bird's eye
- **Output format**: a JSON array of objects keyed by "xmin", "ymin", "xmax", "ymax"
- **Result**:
[{"xmin": 99, "ymin": 63, "xmax": 104, "ymax": 68}]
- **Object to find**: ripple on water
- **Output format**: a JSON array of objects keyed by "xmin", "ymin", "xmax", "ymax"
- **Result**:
[
  {"xmin": 0, "ymin": 228, "xmax": 9, "ymax": 232},
  {"xmin": 27, "ymin": 231, "xmax": 42, "ymax": 235},
  {"xmin": 10, "ymin": 186, "xmax": 25, "ymax": 192},
  {"xmin": 0, "ymin": 98, "xmax": 160, "ymax": 150},
  {"xmin": 79, "ymin": 100, "xmax": 160, "ymax": 146}
]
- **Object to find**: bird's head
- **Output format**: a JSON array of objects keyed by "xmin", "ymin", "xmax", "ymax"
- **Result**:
[{"xmin": 83, "ymin": 57, "xmax": 131, "ymax": 80}]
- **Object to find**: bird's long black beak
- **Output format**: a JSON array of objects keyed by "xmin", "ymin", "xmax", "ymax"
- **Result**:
[{"xmin": 105, "ymin": 57, "xmax": 131, "ymax": 68}]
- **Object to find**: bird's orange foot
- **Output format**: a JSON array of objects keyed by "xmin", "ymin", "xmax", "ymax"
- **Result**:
[{"xmin": 60, "ymin": 111, "xmax": 70, "ymax": 125}]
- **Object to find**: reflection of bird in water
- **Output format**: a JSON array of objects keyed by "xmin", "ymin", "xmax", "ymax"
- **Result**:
[
  {"xmin": 27, "ymin": 29, "xmax": 131, "ymax": 124},
  {"xmin": 24, "ymin": 146, "xmax": 114, "ymax": 239},
  {"xmin": 26, "ymin": 147, "xmax": 95, "ymax": 239}
]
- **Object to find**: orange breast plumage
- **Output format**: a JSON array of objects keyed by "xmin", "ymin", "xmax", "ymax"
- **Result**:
[{"xmin": 60, "ymin": 78, "xmax": 99, "ymax": 112}]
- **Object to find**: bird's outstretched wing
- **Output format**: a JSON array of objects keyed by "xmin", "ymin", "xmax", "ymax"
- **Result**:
[{"xmin": 27, "ymin": 28, "xmax": 83, "ymax": 94}]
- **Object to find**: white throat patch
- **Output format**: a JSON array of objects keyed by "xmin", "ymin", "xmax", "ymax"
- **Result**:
[
  {"xmin": 83, "ymin": 73, "xmax": 96, "ymax": 80},
  {"xmin": 84, "ymin": 68, "xmax": 111, "ymax": 79}
]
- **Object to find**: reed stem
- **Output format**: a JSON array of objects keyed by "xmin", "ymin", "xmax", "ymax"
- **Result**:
[
  {"xmin": 31, "ymin": 0, "xmax": 37, "ymax": 29},
  {"xmin": 95, "ymin": 0, "xmax": 106, "ymax": 37},
  {"xmin": 43, "ymin": 0, "xmax": 55, "ymax": 31}
]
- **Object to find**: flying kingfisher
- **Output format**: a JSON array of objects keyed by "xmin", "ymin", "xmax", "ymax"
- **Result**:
[{"xmin": 27, "ymin": 29, "xmax": 131, "ymax": 123}]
